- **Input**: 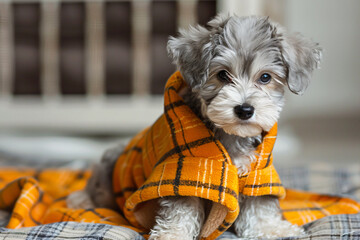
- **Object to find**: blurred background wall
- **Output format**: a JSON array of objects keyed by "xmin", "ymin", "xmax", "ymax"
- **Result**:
[{"xmin": 0, "ymin": 0, "xmax": 359, "ymax": 165}]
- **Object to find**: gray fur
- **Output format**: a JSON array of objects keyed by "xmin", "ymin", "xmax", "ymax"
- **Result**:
[
  {"xmin": 0, "ymin": 210, "xmax": 10, "ymax": 227},
  {"xmin": 85, "ymin": 146, "xmax": 123, "ymax": 210},
  {"xmin": 182, "ymin": 90, "xmax": 261, "ymax": 161},
  {"xmin": 167, "ymin": 14, "xmax": 230, "ymax": 89},
  {"xmin": 279, "ymin": 31, "xmax": 322, "ymax": 94},
  {"xmin": 68, "ymin": 15, "xmax": 321, "ymax": 240},
  {"xmin": 168, "ymin": 15, "xmax": 321, "ymax": 95},
  {"xmin": 165, "ymin": 15, "xmax": 321, "ymax": 238},
  {"xmin": 169, "ymin": 15, "xmax": 322, "ymax": 169}
]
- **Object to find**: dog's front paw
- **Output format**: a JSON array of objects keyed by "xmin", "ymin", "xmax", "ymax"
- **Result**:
[
  {"xmin": 149, "ymin": 231, "xmax": 191, "ymax": 240},
  {"xmin": 148, "ymin": 233, "xmax": 176, "ymax": 240},
  {"xmin": 242, "ymin": 220, "xmax": 305, "ymax": 239},
  {"xmin": 66, "ymin": 190, "xmax": 95, "ymax": 209},
  {"xmin": 149, "ymin": 224, "xmax": 197, "ymax": 240}
]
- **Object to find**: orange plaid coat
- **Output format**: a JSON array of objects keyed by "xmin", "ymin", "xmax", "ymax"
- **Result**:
[
  {"xmin": 112, "ymin": 71, "xmax": 285, "ymax": 238},
  {"xmin": 1, "ymin": 72, "xmax": 360, "ymax": 240}
]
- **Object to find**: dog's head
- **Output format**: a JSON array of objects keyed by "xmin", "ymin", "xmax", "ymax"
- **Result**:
[{"xmin": 167, "ymin": 15, "xmax": 321, "ymax": 137}]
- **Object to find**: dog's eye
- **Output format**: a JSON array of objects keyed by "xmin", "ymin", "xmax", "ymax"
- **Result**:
[
  {"xmin": 217, "ymin": 70, "xmax": 232, "ymax": 83},
  {"xmin": 259, "ymin": 73, "xmax": 272, "ymax": 84}
]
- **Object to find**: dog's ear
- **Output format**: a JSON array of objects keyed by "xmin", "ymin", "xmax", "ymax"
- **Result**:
[
  {"xmin": 167, "ymin": 27, "xmax": 213, "ymax": 89},
  {"xmin": 279, "ymin": 30, "xmax": 322, "ymax": 95},
  {"xmin": 167, "ymin": 15, "xmax": 229, "ymax": 89}
]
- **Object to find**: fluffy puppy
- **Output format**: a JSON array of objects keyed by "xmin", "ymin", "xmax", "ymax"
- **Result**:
[{"xmin": 67, "ymin": 15, "xmax": 321, "ymax": 239}]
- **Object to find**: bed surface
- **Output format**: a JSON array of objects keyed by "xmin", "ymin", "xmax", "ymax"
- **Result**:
[{"xmin": 1, "ymin": 152, "xmax": 359, "ymax": 239}]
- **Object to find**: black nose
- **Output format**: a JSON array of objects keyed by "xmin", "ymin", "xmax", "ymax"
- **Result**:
[{"xmin": 234, "ymin": 104, "xmax": 255, "ymax": 120}]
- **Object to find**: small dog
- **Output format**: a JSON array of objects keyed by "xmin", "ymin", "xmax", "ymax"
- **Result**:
[{"xmin": 67, "ymin": 15, "xmax": 321, "ymax": 239}]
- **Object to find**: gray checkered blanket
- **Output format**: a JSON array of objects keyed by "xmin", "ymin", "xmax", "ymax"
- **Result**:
[{"xmin": 1, "ymin": 163, "xmax": 359, "ymax": 239}]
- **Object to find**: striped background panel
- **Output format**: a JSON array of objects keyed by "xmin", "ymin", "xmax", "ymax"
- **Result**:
[
  {"xmin": 13, "ymin": 3, "xmax": 41, "ymax": 95},
  {"xmin": 60, "ymin": 2, "xmax": 86, "ymax": 95},
  {"xmin": 2, "ymin": 1, "xmax": 217, "ymax": 97},
  {"xmin": 105, "ymin": 1, "xmax": 132, "ymax": 95}
]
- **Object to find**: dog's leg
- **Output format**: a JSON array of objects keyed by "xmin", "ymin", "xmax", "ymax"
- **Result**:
[
  {"xmin": 0, "ymin": 210, "xmax": 10, "ymax": 227},
  {"xmin": 67, "ymin": 146, "xmax": 122, "ymax": 209},
  {"xmin": 66, "ymin": 189, "xmax": 96, "ymax": 209},
  {"xmin": 233, "ymin": 195, "xmax": 305, "ymax": 239},
  {"xmin": 149, "ymin": 197, "xmax": 205, "ymax": 240}
]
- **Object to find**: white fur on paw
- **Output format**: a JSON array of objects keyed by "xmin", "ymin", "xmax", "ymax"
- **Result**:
[
  {"xmin": 66, "ymin": 190, "xmax": 95, "ymax": 209},
  {"xmin": 149, "ymin": 197, "xmax": 204, "ymax": 240},
  {"xmin": 149, "ymin": 227, "xmax": 196, "ymax": 240},
  {"xmin": 149, "ymin": 231, "xmax": 194, "ymax": 240},
  {"xmin": 149, "ymin": 233, "xmax": 182, "ymax": 240},
  {"xmin": 242, "ymin": 220, "xmax": 305, "ymax": 239}
]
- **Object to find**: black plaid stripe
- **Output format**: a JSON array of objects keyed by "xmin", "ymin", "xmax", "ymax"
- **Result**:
[
  {"xmin": 264, "ymin": 153, "xmax": 272, "ymax": 168},
  {"xmin": 217, "ymin": 220, "xmax": 232, "ymax": 232},
  {"xmin": 92, "ymin": 209, "xmax": 109, "ymax": 221},
  {"xmin": 56, "ymin": 209, "xmax": 76, "ymax": 222},
  {"xmin": 163, "ymin": 100, "xmax": 186, "ymax": 112},
  {"xmin": 149, "ymin": 124, "xmax": 158, "ymax": 160},
  {"xmin": 239, "ymin": 174, "xmax": 249, "ymax": 179},
  {"xmin": 74, "ymin": 209, "xmax": 88, "ymax": 219},
  {"xmin": 53, "ymin": 196, "xmax": 67, "ymax": 203},
  {"xmin": 208, "ymin": 129, "xmax": 230, "ymax": 164},
  {"xmin": 136, "ymin": 179, "xmax": 238, "ymax": 199},
  {"xmin": 244, "ymin": 182, "xmax": 283, "ymax": 188},
  {"xmin": 154, "ymin": 136, "xmax": 215, "ymax": 167},
  {"xmin": 122, "ymin": 146, "xmax": 142, "ymax": 156},
  {"xmin": 164, "ymin": 86, "xmax": 186, "ymax": 196},
  {"xmin": 124, "ymin": 179, "xmax": 238, "ymax": 211},
  {"xmin": 10, "ymin": 211, "xmax": 23, "ymax": 223},
  {"xmin": 153, "ymin": 88, "xmax": 231, "ymax": 168},
  {"xmin": 168, "ymin": 98, "xmax": 195, "ymax": 158},
  {"xmin": 218, "ymin": 160, "xmax": 226, "ymax": 202},
  {"xmin": 28, "ymin": 190, "xmax": 47, "ymax": 225}
]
